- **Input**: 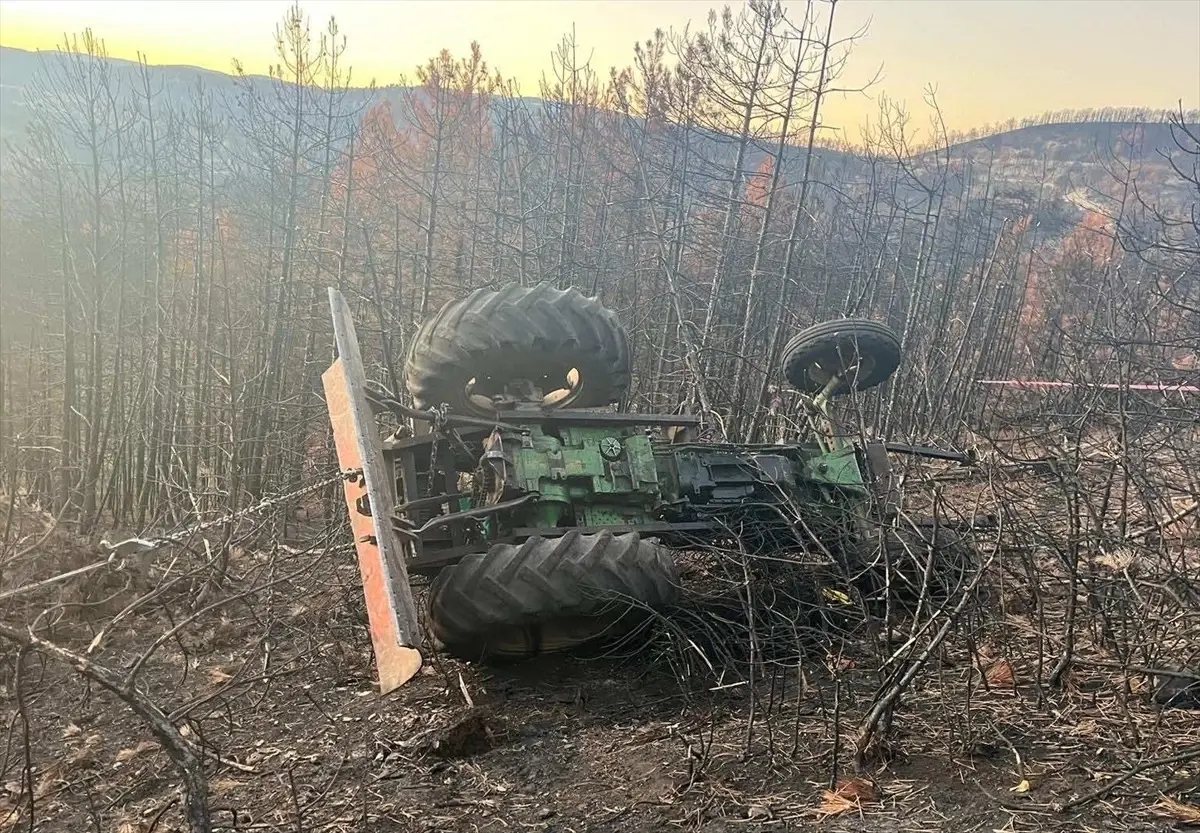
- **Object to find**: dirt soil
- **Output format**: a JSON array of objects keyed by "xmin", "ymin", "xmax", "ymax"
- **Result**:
[{"xmin": 4, "ymin": 597, "xmax": 1198, "ymax": 831}]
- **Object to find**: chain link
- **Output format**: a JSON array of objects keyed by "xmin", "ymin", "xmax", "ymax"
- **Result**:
[
  {"xmin": 2, "ymin": 470, "xmax": 359, "ymax": 602},
  {"xmin": 100, "ymin": 469, "xmax": 357, "ymax": 558}
]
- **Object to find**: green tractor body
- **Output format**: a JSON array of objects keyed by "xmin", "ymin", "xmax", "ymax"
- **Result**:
[
  {"xmin": 323, "ymin": 282, "xmax": 970, "ymax": 689},
  {"xmin": 385, "ymin": 413, "xmax": 875, "ymax": 576}
]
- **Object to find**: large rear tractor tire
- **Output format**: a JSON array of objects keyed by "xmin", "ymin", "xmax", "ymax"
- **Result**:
[
  {"xmin": 782, "ymin": 318, "xmax": 902, "ymax": 396},
  {"xmin": 427, "ymin": 530, "xmax": 680, "ymax": 663},
  {"xmin": 405, "ymin": 282, "xmax": 632, "ymax": 417}
]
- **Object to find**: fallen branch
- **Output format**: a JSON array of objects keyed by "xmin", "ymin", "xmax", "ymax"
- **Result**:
[
  {"xmin": 1125, "ymin": 500, "xmax": 1199, "ymax": 541},
  {"xmin": 0, "ymin": 556, "xmax": 117, "ymax": 602},
  {"xmin": 1054, "ymin": 745, "xmax": 1200, "ymax": 813},
  {"xmin": 853, "ymin": 549, "xmax": 996, "ymax": 770},
  {"xmin": 0, "ymin": 619, "xmax": 213, "ymax": 833}
]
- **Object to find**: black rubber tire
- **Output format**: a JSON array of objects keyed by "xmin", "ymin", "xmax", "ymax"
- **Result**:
[
  {"xmin": 850, "ymin": 523, "xmax": 978, "ymax": 607},
  {"xmin": 405, "ymin": 282, "xmax": 632, "ymax": 416},
  {"xmin": 781, "ymin": 318, "xmax": 902, "ymax": 395},
  {"xmin": 427, "ymin": 530, "xmax": 680, "ymax": 663}
]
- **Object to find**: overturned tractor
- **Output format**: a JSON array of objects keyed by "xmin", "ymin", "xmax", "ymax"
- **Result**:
[{"xmin": 322, "ymin": 283, "xmax": 970, "ymax": 692}]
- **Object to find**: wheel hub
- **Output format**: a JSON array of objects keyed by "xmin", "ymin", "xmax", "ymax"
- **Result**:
[{"xmin": 466, "ymin": 367, "xmax": 584, "ymax": 411}]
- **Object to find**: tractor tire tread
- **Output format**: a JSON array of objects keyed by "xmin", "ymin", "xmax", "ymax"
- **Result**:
[
  {"xmin": 427, "ymin": 530, "xmax": 679, "ymax": 659},
  {"xmin": 406, "ymin": 283, "xmax": 632, "ymax": 414}
]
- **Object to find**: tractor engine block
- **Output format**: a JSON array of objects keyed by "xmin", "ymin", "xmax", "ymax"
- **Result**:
[{"xmin": 484, "ymin": 424, "xmax": 662, "ymax": 529}]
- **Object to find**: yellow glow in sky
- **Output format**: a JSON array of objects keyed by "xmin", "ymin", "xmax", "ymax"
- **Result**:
[{"xmin": 1, "ymin": 0, "xmax": 1197, "ymax": 135}]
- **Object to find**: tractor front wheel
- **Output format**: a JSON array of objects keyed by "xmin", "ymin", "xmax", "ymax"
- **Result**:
[
  {"xmin": 782, "ymin": 318, "xmax": 902, "ymax": 396},
  {"xmin": 426, "ymin": 530, "xmax": 680, "ymax": 663}
]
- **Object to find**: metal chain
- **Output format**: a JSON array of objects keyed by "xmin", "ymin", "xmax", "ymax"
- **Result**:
[
  {"xmin": 4, "ymin": 470, "xmax": 359, "ymax": 603},
  {"xmin": 100, "ymin": 469, "xmax": 357, "ymax": 558}
]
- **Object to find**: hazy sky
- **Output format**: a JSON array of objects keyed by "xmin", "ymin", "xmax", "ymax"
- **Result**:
[{"xmin": 1, "ymin": 0, "xmax": 1197, "ymax": 135}]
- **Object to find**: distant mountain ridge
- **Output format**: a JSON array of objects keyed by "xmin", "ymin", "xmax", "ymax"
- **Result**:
[
  {"xmin": 2, "ymin": 43, "xmax": 1195, "ymax": 214},
  {"xmin": 0, "ymin": 45, "xmax": 424, "ymax": 145},
  {"xmin": 3, "ymin": 45, "xmax": 1193, "ymax": 150}
]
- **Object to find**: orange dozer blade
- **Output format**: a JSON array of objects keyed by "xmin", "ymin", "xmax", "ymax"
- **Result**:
[{"xmin": 322, "ymin": 287, "xmax": 423, "ymax": 694}]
